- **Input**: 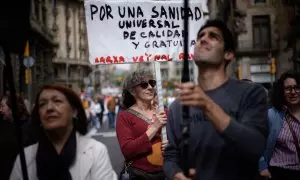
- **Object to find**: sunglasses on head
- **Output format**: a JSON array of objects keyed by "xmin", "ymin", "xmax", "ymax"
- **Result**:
[{"xmin": 138, "ymin": 80, "xmax": 156, "ymax": 89}]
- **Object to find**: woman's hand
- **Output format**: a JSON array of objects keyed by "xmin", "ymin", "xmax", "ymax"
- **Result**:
[
  {"xmin": 146, "ymin": 111, "xmax": 167, "ymax": 140},
  {"xmin": 153, "ymin": 111, "xmax": 167, "ymax": 129}
]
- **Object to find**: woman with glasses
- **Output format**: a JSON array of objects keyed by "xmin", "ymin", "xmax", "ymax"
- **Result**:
[
  {"xmin": 116, "ymin": 69, "xmax": 167, "ymax": 180},
  {"xmin": 259, "ymin": 71, "xmax": 300, "ymax": 180}
]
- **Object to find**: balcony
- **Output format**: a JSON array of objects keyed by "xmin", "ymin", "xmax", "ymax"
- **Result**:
[
  {"xmin": 236, "ymin": 40, "xmax": 279, "ymax": 57},
  {"xmin": 30, "ymin": 17, "xmax": 57, "ymax": 46}
]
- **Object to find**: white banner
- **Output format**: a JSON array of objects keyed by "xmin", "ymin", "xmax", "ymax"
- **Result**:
[{"xmin": 84, "ymin": 0, "xmax": 209, "ymax": 64}]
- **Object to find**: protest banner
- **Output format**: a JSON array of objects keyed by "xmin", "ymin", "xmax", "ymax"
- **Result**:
[{"xmin": 84, "ymin": 0, "xmax": 209, "ymax": 64}]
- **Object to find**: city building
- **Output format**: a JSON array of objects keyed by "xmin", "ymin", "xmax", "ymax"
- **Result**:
[
  {"xmin": 52, "ymin": 0, "xmax": 91, "ymax": 92},
  {"xmin": 235, "ymin": 0, "xmax": 279, "ymax": 89},
  {"xmin": 90, "ymin": 64, "xmax": 117, "ymax": 93},
  {"xmin": 235, "ymin": 0, "xmax": 300, "ymax": 88},
  {"xmin": 1, "ymin": 0, "xmax": 57, "ymax": 98},
  {"xmin": 274, "ymin": 0, "xmax": 300, "ymax": 76}
]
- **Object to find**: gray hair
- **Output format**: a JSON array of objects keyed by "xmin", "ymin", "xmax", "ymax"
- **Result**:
[{"xmin": 123, "ymin": 69, "xmax": 154, "ymax": 91}]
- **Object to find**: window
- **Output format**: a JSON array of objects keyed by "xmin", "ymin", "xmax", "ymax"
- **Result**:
[
  {"xmin": 252, "ymin": 15, "xmax": 271, "ymax": 49},
  {"xmin": 254, "ymin": 0, "xmax": 266, "ymax": 3},
  {"xmin": 42, "ymin": 6, "xmax": 47, "ymax": 26},
  {"xmin": 34, "ymin": 0, "xmax": 40, "ymax": 21}
]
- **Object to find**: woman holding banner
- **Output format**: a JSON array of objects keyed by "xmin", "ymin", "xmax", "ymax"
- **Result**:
[
  {"xmin": 116, "ymin": 69, "xmax": 167, "ymax": 180},
  {"xmin": 10, "ymin": 85, "xmax": 117, "ymax": 180}
]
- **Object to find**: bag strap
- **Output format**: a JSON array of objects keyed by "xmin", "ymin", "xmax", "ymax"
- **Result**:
[
  {"xmin": 124, "ymin": 161, "xmax": 133, "ymax": 172},
  {"xmin": 285, "ymin": 111, "xmax": 300, "ymax": 161}
]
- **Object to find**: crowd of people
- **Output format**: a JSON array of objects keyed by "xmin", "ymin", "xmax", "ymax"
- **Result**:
[
  {"xmin": 0, "ymin": 19, "xmax": 300, "ymax": 180},
  {"xmin": 80, "ymin": 94, "xmax": 121, "ymax": 131}
]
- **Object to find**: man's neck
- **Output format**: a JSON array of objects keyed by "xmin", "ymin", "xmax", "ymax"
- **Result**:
[{"xmin": 197, "ymin": 66, "xmax": 228, "ymax": 91}]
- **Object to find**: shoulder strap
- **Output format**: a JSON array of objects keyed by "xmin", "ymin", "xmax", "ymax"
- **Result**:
[
  {"xmin": 285, "ymin": 111, "xmax": 300, "ymax": 162},
  {"xmin": 124, "ymin": 160, "xmax": 133, "ymax": 172},
  {"xmin": 126, "ymin": 108, "xmax": 152, "ymax": 124}
]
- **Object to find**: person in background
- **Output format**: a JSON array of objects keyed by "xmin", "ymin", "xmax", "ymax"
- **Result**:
[
  {"xmin": 116, "ymin": 69, "xmax": 167, "ymax": 180},
  {"xmin": 20, "ymin": 93, "xmax": 30, "ymax": 113},
  {"xmin": 89, "ymin": 97, "xmax": 101, "ymax": 131},
  {"xmin": 259, "ymin": 71, "xmax": 300, "ymax": 180},
  {"xmin": 10, "ymin": 85, "xmax": 117, "ymax": 180},
  {"xmin": 0, "ymin": 94, "xmax": 30, "ymax": 124},
  {"xmin": 107, "ymin": 95, "xmax": 116, "ymax": 129},
  {"xmin": 0, "ymin": 94, "xmax": 30, "ymax": 180},
  {"xmin": 97, "ymin": 96, "xmax": 105, "ymax": 128},
  {"xmin": 115, "ymin": 96, "xmax": 122, "ymax": 115}
]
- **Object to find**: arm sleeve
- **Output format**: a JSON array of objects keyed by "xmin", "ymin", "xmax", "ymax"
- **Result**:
[
  {"xmin": 116, "ymin": 113, "xmax": 152, "ymax": 160},
  {"xmin": 163, "ymin": 107, "xmax": 182, "ymax": 180},
  {"xmin": 258, "ymin": 156, "xmax": 268, "ymax": 172},
  {"xmin": 91, "ymin": 143, "xmax": 118, "ymax": 180},
  {"xmin": 259, "ymin": 108, "xmax": 275, "ymax": 171},
  {"xmin": 220, "ymin": 84, "xmax": 269, "ymax": 160}
]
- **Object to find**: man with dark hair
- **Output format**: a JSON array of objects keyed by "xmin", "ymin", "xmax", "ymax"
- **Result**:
[{"xmin": 163, "ymin": 19, "xmax": 268, "ymax": 180}]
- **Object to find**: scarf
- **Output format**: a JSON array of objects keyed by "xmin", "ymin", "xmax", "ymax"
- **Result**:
[{"xmin": 36, "ymin": 129, "xmax": 76, "ymax": 180}]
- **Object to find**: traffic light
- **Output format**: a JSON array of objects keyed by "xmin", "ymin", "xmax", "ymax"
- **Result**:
[{"xmin": 270, "ymin": 57, "xmax": 276, "ymax": 75}]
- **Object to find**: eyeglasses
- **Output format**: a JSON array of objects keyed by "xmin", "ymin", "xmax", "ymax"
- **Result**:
[
  {"xmin": 138, "ymin": 80, "xmax": 156, "ymax": 89},
  {"xmin": 284, "ymin": 85, "xmax": 300, "ymax": 93}
]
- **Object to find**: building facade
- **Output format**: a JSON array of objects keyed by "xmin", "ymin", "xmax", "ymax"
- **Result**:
[
  {"xmin": 90, "ymin": 64, "xmax": 117, "ymax": 93},
  {"xmin": 52, "ymin": 0, "xmax": 91, "ymax": 92},
  {"xmin": 274, "ymin": 0, "xmax": 300, "ymax": 76},
  {"xmin": 235, "ymin": 0, "xmax": 279, "ymax": 89},
  {"xmin": 235, "ymin": 0, "xmax": 300, "ymax": 87},
  {"xmin": 1, "ymin": 0, "xmax": 57, "ymax": 98}
]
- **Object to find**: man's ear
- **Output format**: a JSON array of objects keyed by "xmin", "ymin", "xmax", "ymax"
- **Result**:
[{"xmin": 224, "ymin": 51, "xmax": 234, "ymax": 63}]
